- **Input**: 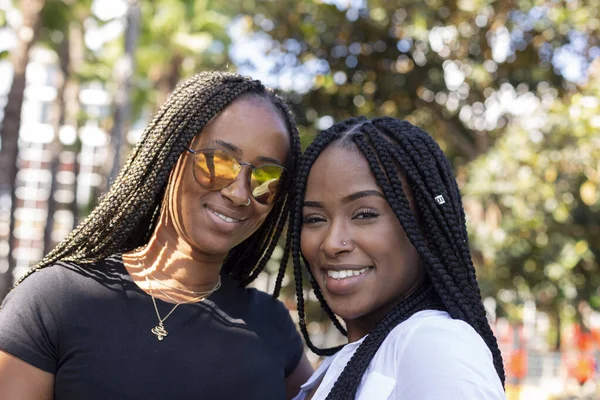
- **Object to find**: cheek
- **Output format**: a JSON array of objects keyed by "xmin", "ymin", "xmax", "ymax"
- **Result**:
[
  {"xmin": 251, "ymin": 211, "xmax": 269, "ymax": 229},
  {"xmin": 369, "ymin": 224, "xmax": 409, "ymax": 262},
  {"xmin": 243, "ymin": 206, "xmax": 274, "ymax": 235},
  {"xmin": 300, "ymin": 229, "xmax": 317, "ymax": 261}
]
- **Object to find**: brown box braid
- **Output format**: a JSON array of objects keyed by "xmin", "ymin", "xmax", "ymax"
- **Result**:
[{"xmin": 14, "ymin": 71, "xmax": 301, "ymax": 291}]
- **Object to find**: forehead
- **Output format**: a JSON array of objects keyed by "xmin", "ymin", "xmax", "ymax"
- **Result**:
[
  {"xmin": 191, "ymin": 96, "xmax": 290, "ymax": 163},
  {"xmin": 305, "ymin": 145, "xmax": 380, "ymax": 198}
]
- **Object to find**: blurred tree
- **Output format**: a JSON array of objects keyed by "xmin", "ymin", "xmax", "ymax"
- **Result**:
[
  {"xmin": 100, "ymin": 0, "xmax": 235, "ymax": 188},
  {"xmin": 237, "ymin": 0, "xmax": 598, "ymax": 154},
  {"xmin": 108, "ymin": 0, "xmax": 141, "ymax": 184},
  {"xmin": 464, "ymin": 63, "xmax": 600, "ymax": 348},
  {"xmin": 234, "ymin": 0, "xmax": 599, "ymax": 340},
  {"xmin": 0, "ymin": 0, "xmax": 47, "ymax": 301},
  {"xmin": 40, "ymin": 0, "xmax": 90, "ymax": 255},
  {"xmin": 0, "ymin": 9, "xmax": 7, "ymax": 60},
  {"xmin": 135, "ymin": 0, "xmax": 234, "ymax": 109},
  {"xmin": 63, "ymin": 6, "xmax": 86, "ymax": 231}
]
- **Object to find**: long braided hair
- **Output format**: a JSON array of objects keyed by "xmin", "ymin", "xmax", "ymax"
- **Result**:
[
  {"xmin": 15, "ymin": 71, "xmax": 301, "ymax": 288},
  {"xmin": 285, "ymin": 117, "xmax": 505, "ymax": 398}
]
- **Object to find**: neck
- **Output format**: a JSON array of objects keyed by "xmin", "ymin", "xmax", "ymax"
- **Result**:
[
  {"xmin": 344, "ymin": 316, "xmax": 380, "ymax": 343},
  {"xmin": 134, "ymin": 238, "xmax": 222, "ymax": 291},
  {"xmin": 124, "ymin": 219, "xmax": 225, "ymax": 292}
]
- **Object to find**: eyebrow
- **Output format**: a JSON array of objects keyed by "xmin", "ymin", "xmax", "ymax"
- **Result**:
[
  {"xmin": 303, "ymin": 190, "xmax": 385, "ymax": 208},
  {"xmin": 215, "ymin": 140, "xmax": 241, "ymax": 154},
  {"xmin": 215, "ymin": 140, "xmax": 283, "ymax": 166}
]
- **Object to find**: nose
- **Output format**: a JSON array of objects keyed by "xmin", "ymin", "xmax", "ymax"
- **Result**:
[
  {"xmin": 220, "ymin": 166, "xmax": 252, "ymax": 206},
  {"xmin": 319, "ymin": 220, "xmax": 353, "ymax": 258}
]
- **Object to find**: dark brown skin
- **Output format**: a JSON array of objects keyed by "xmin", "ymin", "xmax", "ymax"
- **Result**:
[
  {"xmin": 301, "ymin": 146, "xmax": 425, "ymax": 343},
  {"xmin": 0, "ymin": 352, "xmax": 53, "ymax": 400}
]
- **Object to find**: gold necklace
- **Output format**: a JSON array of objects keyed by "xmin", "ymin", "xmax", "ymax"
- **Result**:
[
  {"xmin": 141, "ymin": 264, "xmax": 221, "ymax": 341},
  {"xmin": 146, "ymin": 273, "xmax": 220, "ymax": 296}
]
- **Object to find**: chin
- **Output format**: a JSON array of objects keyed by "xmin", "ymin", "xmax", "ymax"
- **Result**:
[{"xmin": 327, "ymin": 303, "xmax": 366, "ymax": 322}]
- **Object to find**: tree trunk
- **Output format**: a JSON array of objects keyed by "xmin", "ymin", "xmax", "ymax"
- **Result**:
[
  {"xmin": 68, "ymin": 144, "xmax": 81, "ymax": 230},
  {"xmin": 65, "ymin": 18, "xmax": 84, "ymax": 230},
  {"xmin": 156, "ymin": 53, "xmax": 183, "ymax": 108},
  {"xmin": 0, "ymin": 0, "xmax": 46, "ymax": 301},
  {"xmin": 43, "ymin": 12, "xmax": 86, "ymax": 253},
  {"xmin": 43, "ymin": 34, "xmax": 69, "ymax": 256},
  {"xmin": 553, "ymin": 310, "xmax": 562, "ymax": 351},
  {"xmin": 108, "ymin": 0, "xmax": 141, "ymax": 186}
]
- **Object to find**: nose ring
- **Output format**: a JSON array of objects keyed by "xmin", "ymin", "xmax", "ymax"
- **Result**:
[{"xmin": 243, "ymin": 198, "xmax": 251, "ymax": 207}]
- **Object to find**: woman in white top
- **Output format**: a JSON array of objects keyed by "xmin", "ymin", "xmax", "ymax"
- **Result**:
[{"xmin": 285, "ymin": 117, "xmax": 506, "ymax": 399}]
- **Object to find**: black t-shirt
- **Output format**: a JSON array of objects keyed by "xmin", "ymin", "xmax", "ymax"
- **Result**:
[{"xmin": 0, "ymin": 254, "xmax": 304, "ymax": 399}]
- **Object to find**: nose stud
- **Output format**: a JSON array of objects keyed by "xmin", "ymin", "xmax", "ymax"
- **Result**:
[{"xmin": 342, "ymin": 241, "xmax": 347, "ymax": 246}]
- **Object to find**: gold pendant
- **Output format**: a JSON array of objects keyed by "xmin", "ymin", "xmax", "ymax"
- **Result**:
[{"xmin": 151, "ymin": 323, "xmax": 168, "ymax": 341}]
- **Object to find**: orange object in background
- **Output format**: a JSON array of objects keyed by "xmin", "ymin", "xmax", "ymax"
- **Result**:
[
  {"xmin": 591, "ymin": 328, "xmax": 600, "ymax": 347},
  {"xmin": 506, "ymin": 349, "xmax": 528, "ymax": 381},
  {"xmin": 574, "ymin": 324, "xmax": 595, "ymax": 352},
  {"xmin": 568, "ymin": 353, "xmax": 596, "ymax": 385}
]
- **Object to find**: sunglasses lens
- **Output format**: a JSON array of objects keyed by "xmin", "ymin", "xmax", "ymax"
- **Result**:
[
  {"xmin": 194, "ymin": 150, "xmax": 240, "ymax": 190},
  {"xmin": 251, "ymin": 165, "xmax": 284, "ymax": 205},
  {"xmin": 191, "ymin": 149, "xmax": 284, "ymax": 205}
]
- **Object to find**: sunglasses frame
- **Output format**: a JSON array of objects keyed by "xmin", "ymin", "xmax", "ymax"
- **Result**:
[{"xmin": 184, "ymin": 147, "xmax": 286, "ymax": 205}]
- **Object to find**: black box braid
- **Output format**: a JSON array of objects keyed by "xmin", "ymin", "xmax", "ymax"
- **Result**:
[{"xmin": 280, "ymin": 117, "xmax": 505, "ymax": 399}]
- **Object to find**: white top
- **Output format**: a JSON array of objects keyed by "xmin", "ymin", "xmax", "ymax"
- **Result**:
[{"xmin": 294, "ymin": 310, "xmax": 506, "ymax": 400}]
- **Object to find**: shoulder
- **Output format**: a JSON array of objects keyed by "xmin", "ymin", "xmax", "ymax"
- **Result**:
[
  {"xmin": 215, "ymin": 277, "xmax": 299, "ymax": 333},
  {"xmin": 244, "ymin": 286, "xmax": 294, "ymax": 322},
  {"xmin": 5, "ymin": 262, "xmax": 78, "ymax": 298},
  {"xmin": 220, "ymin": 275, "xmax": 291, "ymax": 317},
  {"xmin": 218, "ymin": 280, "xmax": 304, "ymax": 374},
  {"xmin": 389, "ymin": 309, "xmax": 485, "ymax": 345},
  {"xmin": 378, "ymin": 310, "xmax": 505, "ymax": 398},
  {"xmin": 386, "ymin": 310, "xmax": 491, "ymax": 363},
  {"xmin": 2, "ymin": 255, "xmax": 127, "ymax": 306}
]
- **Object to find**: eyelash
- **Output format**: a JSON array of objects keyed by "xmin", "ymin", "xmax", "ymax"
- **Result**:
[
  {"xmin": 302, "ymin": 215, "xmax": 325, "ymax": 224},
  {"xmin": 302, "ymin": 209, "xmax": 379, "ymax": 224},
  {"xmin": 353, "ymin": 209, "xmax": 379, "ymax": 220}
]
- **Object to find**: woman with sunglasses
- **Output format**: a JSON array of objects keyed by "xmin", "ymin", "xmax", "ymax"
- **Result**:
[{"xmin": 0, "ymin": 72, "xmax": 313, "ymax": 399}]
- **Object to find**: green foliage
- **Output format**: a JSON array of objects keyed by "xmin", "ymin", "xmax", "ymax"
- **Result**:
[
  {"xmin": 132, "ymin": 0, "xmax": 233, "ymax": 114},
  {"xmin": 236, "ymin": 0, "xmax": 600, "ymax": 328},
  {"xmin": 464, "ymin": 74, "xmax": 600, "ymax": 320},
  {"xmin": 239, "ymin": 0, "xmax": 597, "ymax": 155},
  {"xmin": 40, "ymin": 0, "xmax": 71, "ymax": 33}
]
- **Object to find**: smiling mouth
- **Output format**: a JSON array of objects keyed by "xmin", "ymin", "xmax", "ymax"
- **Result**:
[
  {"xmin": 206, "ymin": 207, "xmax": 244, "ymax": 223},
  {"xmin": 326, "ymin": 267, "xmax": 371, "ymax": 280}
]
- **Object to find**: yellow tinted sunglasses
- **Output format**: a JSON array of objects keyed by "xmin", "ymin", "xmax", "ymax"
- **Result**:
[{"xmin": 186, "ymin": 148, "xmax": 285, "ymax": 205}]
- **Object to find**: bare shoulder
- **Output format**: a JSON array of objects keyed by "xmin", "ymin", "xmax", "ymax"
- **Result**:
[{"xmin": 0, "ymin": 350, "xmax": 53, "ymax": 400}]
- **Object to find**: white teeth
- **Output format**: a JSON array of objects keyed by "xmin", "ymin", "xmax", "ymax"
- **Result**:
[
  {"xmin": 208, "ymin": 209, "xmax": 241, "ymax": 223},
  {"xmin": 327, "ymin": 267, "xmax": 369, "ymax": 280}
]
